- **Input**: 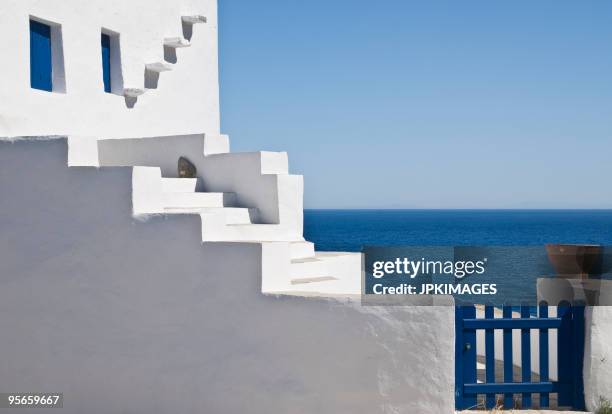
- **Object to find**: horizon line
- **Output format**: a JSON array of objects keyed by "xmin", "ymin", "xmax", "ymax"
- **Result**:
[{"xmin": 304, "ymin": 208, "xmax": 612, "ymax": 211}]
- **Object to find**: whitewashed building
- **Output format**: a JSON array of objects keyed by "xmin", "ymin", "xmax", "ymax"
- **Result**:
[
  {"xmin": 0, "ymin": 1, "xmax": 610, "ymax": 413},
  {"xmin": 0, "ymin": 1, "xmax": 456, "ymax": 413},
  {"xmin": 1, "ymin": 0, "xmax": 368, "ymax": 297}
]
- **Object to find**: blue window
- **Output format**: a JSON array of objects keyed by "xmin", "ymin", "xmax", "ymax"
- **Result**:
[
  {"xmin": 30, "ymin": 20, "xmax": 52, "ymax": 91},
  {"xmin": 101, "ymin": 33, "xmax": 111, "ymax": 93}
]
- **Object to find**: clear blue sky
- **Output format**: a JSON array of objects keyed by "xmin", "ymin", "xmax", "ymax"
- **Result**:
[{"xmin": 218, "ymin": 0, "xmax": 612, "ymax": 209}]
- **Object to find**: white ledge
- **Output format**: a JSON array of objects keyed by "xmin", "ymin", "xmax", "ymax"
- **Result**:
[
  {"xmin": 164, "ymin": 37, "xmax": 191, "ymax": 48},
  {"xmin": 123, "ymin": 88, "xmax": 146, "ymax": 98},
  {"xmin": 146, "ymin": 62, "xmax": 173, "ymax": 72},
  {"xmin": 182, "ymin": 15, "xmax": 207, "ymax": 24}
]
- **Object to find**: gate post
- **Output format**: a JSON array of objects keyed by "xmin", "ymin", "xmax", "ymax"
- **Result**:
[
  {"xmin": 455, "ymin": 306, "xmax": 477, "ymax": 410},
  {"xmin": 571, "ymin": 305, "xmax": 586, "ymax": 410},
  {"xmin": 557, "ymin": 303, "xmax": 573, "ymax": 407},
  {"xmin": 455, "ymin": 306, "xmax": 464, "ymax": 409}
]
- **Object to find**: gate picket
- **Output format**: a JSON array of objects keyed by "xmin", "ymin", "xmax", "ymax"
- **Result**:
[
  {"xmin": 538, "ymin": 303, "xmax": 550, "ymax": 408},
  {"xmin": 484, "ymin": 305, "xmax": 495, "ymax": 409},
  {"xmin": 502, "ymin": 305, "xmax": 513, "ymax": 408},
  {"xmin": 520, "ymin": 305, "xmax": 532, "ymax": 407}
]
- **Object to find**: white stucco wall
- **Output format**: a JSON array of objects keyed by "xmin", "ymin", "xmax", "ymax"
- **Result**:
[
  {"xmin": 0, "ymin": 0, "xmax": 219, "ymax": 139},
  {"xmin": 584, "ymin": 306, "xmax": 612, "ymax": 411},
  {"xmin": 0, "ymin": 138, "xmax": 455, "ymax": 414}
]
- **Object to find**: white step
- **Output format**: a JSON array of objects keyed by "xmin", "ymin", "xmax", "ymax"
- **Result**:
[
  {"xmin": 290, "ymin": 241, "xmax": 315, "ymax": 259},
  {"xmin": 261, "ymin": 244, "xmax": 362, "ymax": 295},
  {"xmin": 291, "ymin": 276, "xmax": 338, "ymax": 286},
  {"xmin": 162, "ymin": 192, "xmax": 236, "ymax": 209},
  {"xmin": 201, "ymin": 223, "xmax": 300, "ymax": 242},
  {"xmin": 164, "ymin": 207, "xmax": 254, "ymax": 224},
  {"xmin": 182, "ymin": 15, "xmax": 207, "ymax": 24},
  {"xmin": 146, "ymin": 62, "xmax": 173, "ymax": 72},
  {"xmin": 164, "ymin": 37, "xmax": 191, "ymax": 48},
  {"xmin": 290, "ymin": 257, "xmax": 330, "ymax": 279},
  {"xmin": 161, "ymin": 178, "xmax": 198, "ymax": 193},
  {"xmin": 290, "ymin": 252, "xmax": 362, "ymax": 294}
]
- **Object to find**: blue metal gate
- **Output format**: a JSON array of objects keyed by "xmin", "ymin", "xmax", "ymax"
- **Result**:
[{"xmin": 455, "ymin": 304, "xmax": 585, "ymax": 410}]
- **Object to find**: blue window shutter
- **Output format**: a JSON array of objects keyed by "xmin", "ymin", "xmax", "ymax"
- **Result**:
[
  {"xmin": 101, "ymin": 34, "xmax": 111, "ymax": 93},
  {"xmin": 30, "ymin": 20, "xmax": 53, "ymax": 91}
]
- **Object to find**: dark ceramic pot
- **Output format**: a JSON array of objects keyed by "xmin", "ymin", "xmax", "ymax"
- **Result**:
[{"xmin": 545, "ymin": 244, "xmax": 602, "ymax": 279}]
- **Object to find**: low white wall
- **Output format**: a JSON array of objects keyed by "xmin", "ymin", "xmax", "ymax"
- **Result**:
[
  {"xmin": 584, "ymin": 306, "xmax": 612, "ymax": 411},
  {"xmin": 0, "ymin": 139, "xmax": 455, "ymax": 414},
  {"xmin": 97, "ymin": 134, "xmax": 206, "ymax": 177}
]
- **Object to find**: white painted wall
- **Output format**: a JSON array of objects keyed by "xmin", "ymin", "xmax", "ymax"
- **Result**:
[
  {"xmin": 584, "ymin": 307, "xmax": 612, "ymax": 411},
  {"xmin": 0, "ymin": 0, "xmax": 219, "ymax": 139},
  {"xmin": 0, "ymin": 138, "xmax": 455, "ymax": 414}
]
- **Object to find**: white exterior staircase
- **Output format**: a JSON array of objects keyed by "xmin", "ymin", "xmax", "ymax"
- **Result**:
[
  {"xmin": 122, "ymin": 15, "xmax": 207, "ymax": 101},
  {"xmin": 108, "ymin": 133, "xmax": 363, "ymax": 296},
  {"xmin": 160, "ymin": 177, "xmax": 255, "ymax": 223},
  {"xmin": 64, "ymin": 11, "xmax": 362, "ymax": 297}
]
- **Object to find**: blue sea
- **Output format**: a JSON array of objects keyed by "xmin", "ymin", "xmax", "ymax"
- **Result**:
[
  {"xmin": 304, "ymin": 210, "xmax": 612, "ymax": 252},
  {"xmin": 305, "ymin": 210, "xmax": 612, "ymax": 305}
]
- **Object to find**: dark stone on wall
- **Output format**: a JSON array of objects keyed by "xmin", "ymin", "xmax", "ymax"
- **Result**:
[{"xmin": 178, "ymin": 156, "xmax": 196, "ymax": 178}]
